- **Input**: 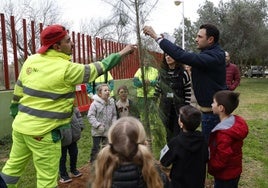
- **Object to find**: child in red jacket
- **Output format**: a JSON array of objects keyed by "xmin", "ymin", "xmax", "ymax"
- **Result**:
[{"xmin": 209, "ymin": 90, "xmax": 248, "ymax": 188}]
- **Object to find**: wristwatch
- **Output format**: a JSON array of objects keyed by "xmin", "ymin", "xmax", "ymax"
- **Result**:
[{"xmin": 155, "ymin": 36, "xmax": 163, "ymax": 44}]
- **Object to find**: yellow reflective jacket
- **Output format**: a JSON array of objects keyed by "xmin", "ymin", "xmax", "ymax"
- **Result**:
[
  {"xmin": 12, "ymin": 49, "xmax": 121, "ymax": 135},
  {"xmin": 87, "ymin": 71, "xmax": 114, "ymax": 96},
  {"xmin": 133, "ymin": 66, "xmax": 158, "ymax": 98}
]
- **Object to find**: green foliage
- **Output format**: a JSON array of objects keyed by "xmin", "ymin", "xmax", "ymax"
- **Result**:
[
  {"xmin": 174, "ymin": 18, "xmax": 198, "ymax": 52},
  {"xmin": 150, "ymin": 113, "xmax": 166, "ymax": 158},
  {"xmin": 196, "ymin": 1, "xmax": 221, "ymax": 26},
  {"xmin": 173, "ymin": 0, "xmax": 268, "ymax": 67}
]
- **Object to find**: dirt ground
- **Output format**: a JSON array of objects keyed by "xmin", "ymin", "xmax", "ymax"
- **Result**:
[{"xmin": 58, "ymin": 163, "xmax": 91, "ymax": 188}]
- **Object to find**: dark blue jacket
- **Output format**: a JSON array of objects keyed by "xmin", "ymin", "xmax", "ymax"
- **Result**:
[
  {"xmin": 112, "ymin": 163, "xmax": 169, "ymax": 188},
  {"xmin": 159, "ymin": 39, "xmax": 226, "ymax": 107},
  {"xmin": 112, "ymin": 164, "xmax": 146, "ymax": 188}
]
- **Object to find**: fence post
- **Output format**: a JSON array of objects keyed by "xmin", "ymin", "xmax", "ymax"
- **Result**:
[
  {"xmin": 1, "ymin": 14, "xmax": 10, "ymax": 89},
  {"xmin": 10, "ymin": 16, "xmax": 19, "ymax": 80}
]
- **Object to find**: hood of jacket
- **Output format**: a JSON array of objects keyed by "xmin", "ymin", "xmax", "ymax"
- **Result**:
[
  {"xmin": 92, "ymin": 94, "xmax": 114, "ymax": 106},
  {"xmin": 177, "ymin": 130, "xmax": 206, "ymax": 153},
  {"xmin": 211, "ymin": 115, "xmax": 248, "ymax": 141}
]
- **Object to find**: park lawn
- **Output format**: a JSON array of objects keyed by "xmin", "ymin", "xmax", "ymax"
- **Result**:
[
  {"xmin": 234, "ymin": 78, "xmax": 268, "ymax": 187},
  {"xmin": 0, "ymin": 78, "xmax": 267, "ymax": 187}
]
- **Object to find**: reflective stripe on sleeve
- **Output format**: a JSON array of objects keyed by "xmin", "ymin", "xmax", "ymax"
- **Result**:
[
  {"xmin": 83, "ymin": 65, "xmax": 90, "ymax": 83},
  {"xmin": 83, "ymin": 62, "xmax": 104, "ymax": 83},
  {"xmin": 94, "ymin": 62, "xmax": 104, "ymax": 75}
]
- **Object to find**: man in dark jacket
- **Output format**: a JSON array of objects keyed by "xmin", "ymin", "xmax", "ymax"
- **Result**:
[{"xmin": 143, "ymin": 24, "xmax": 227, "ymax": 141}]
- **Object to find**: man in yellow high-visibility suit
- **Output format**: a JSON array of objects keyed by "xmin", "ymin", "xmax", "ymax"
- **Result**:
[
  {"xmin": 133, "ymin": 60, "xmax": 158, "ymax": 106},
  {"xmin": 0, "ymin": 24, "xmax": 135, "ymax": 188},
  {"xmin": 133, "ymin": 60, "xmax": 158, "ymax": 126}
]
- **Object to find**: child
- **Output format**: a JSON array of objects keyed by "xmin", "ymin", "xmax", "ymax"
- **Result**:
[
  {"xmin": 116, "ymin": 85, "xmax": 140, "ymax": 119},
  {"xmin": 160, "ymin": 105, "xmax": 208, "ymax": 188},
  {"xmin": 209, "ymin": 90, "xmax": 248, "ymax": 188},
  {"xmin": 91, "ymin": 116, "xmax": 169, "ymax": 188},
  {"xmin": 59, "ymin": 107, "xmax": 84, "ymax": 183},
  {"xmin": 87, "ymin": 83, "xmax": 117, "ymax": 163}
]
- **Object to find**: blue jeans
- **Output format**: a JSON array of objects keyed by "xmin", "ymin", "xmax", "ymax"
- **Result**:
[
  {"xmin": 0, "ymin": 175, "xmax": 7, "ymax": 188},
  {"xmin": 201, "ymin": 112, "xmax": 220, "ymax": 142},
  {"xmin": 59, "ymin": 142, "xmax": 78, "ymax": 176},
  {"xmin": 214, "ymin": 176, "xmax": 240, "ymax": 188}
]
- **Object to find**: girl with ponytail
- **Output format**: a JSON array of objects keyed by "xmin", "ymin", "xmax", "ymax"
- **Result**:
[{"xmin": 91, "ymin": 116, "xmax": 168, "ymax": 188}]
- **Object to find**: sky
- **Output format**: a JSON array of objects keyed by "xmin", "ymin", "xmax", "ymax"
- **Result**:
[{"xmin": 58, "ymin": 0, "xmax": 226, "ymax": 35}]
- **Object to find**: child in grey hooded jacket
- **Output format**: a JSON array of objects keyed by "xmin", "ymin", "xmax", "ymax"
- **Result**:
[
  {"xmin": 59, "ymin": 107, "xmax": 85, "ymax": 183},
  {"xmin": 87, "ymin": 83, "xmax": 117, "ymax": 162}
]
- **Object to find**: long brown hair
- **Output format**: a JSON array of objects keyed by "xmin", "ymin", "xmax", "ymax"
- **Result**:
[{"xmin": 91, "ymin": 117, "xmax": 164, "ymax": 188}]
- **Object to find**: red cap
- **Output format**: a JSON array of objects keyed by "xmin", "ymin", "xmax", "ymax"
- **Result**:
[{"xmin": 37, "ymin": 24, "xmax": 68, "ymax": 54}]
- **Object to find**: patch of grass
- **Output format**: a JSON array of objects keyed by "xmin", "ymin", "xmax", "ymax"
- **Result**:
[
  {"xmin": 235, "ymin": 78, "xmax": 268, "ymax": 187},
  {"xmin": 0, "ymin": 135, "xmax": 12, "ymax": 145},
  {"xmin": 0, "ymin": 78, "xmax": 268, "ymax": 187},
  {"xmin": 0, "ymin": 135, "xmax": 12, "ymax": 166}
]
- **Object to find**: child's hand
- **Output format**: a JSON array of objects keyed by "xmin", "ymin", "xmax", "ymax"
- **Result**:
[{"xmin": 98, "ymin": 125, "xmax": 105, "ymax": 134}]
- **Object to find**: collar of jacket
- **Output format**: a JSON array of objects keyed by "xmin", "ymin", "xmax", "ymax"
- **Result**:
[
  {"xmin": 201, "ymin": 42, "xmax": 219, "ymax": 52},
  {"xmin": 43, "ymin": 49, "xmax": 72, "ymax": 61},
  {"xmin": 93, "ymin": 94, "xmax": 113, "ymax": 105}
]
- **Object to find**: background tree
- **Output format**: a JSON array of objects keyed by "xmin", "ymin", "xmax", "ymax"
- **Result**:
[
  {"xmin": 219, "ymin": 0, "xmax": 268, "ymax": 68},
  {"xmin": 173, "ymin": 18, "xmax": 198, "ymax": 52},
  {"xmin": 0, "ymin": 0, "xmax": 70, "ymax": 60},
  {"xmin": 79, "ymin": 5, "xmax": 131, "ymax": 44},
  {"xmin": 78, "ymin": 2, "xmax": 133, "ymax": 62},
  {"xmin": 195, "ymin": 0, "xmax": 221, "ymax": 27},
  {"xmin": 173, "ymin": 0, "xmax": 268, "ymax": 70},
  {"xmin": 79, "ymin": 0, "xmax": 163, "ymax": 141}
]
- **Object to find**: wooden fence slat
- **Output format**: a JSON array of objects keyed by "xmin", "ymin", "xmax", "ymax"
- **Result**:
[
  {"xmin": 22, "ymin": 19, "xmax": 28, "ymax": 60},
  {"xmin": 1, "ymin": 14, "xmax": 10, "ymax": 89},
  {"xmin": 31, "ymin": 21, "xmax": 36, "ymax": 54},
  {"xmin": 10, "ymin": 16, "xmax": 19, "ymax": 80}
]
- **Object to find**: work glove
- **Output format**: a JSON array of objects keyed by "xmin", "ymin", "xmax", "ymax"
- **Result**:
[{"xmin": 10, "ymin": 103, "xmax": 19, "ymax": 118}]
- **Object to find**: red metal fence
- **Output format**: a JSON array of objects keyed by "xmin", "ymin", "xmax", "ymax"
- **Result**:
[{"xmin": 0, "ymin": 13, "xmax": 163, "ymax": 91}]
